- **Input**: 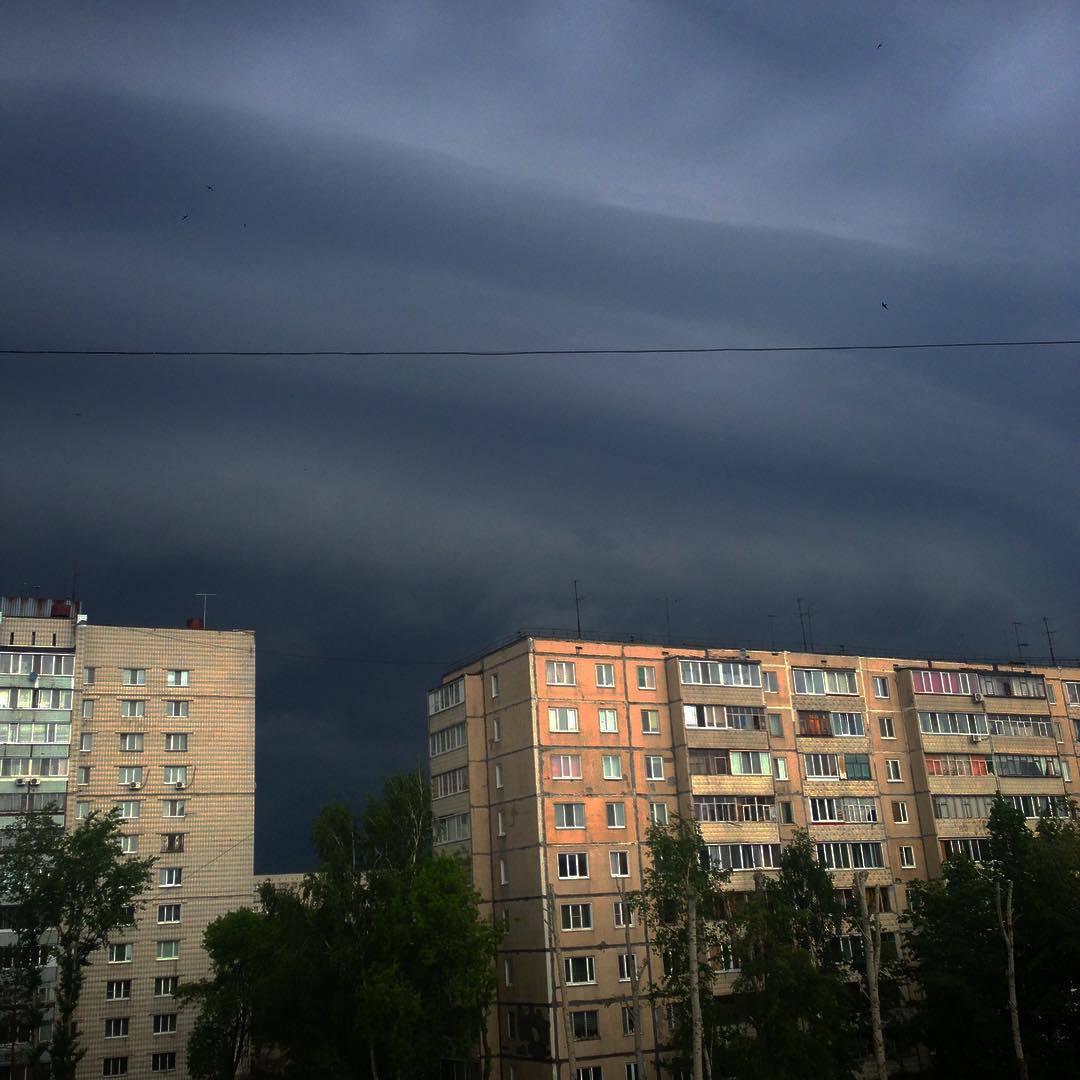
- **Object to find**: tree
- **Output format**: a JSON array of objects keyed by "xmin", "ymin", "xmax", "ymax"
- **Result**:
[
  {"xmin": 852, "ymin": 869, "xmax": 888, "ymax": 1080},
  {"xmin": 176, "ymin": 908, "xmax": 279, "ymax": 1079},
  {"xmin": 716, "ymin": 831, "xmax": 860, "ymax": 1080},
  {"xmin": 0, "ymin": 809, "xmax": 154, "ymax": 1080},
  {"xmin": 634, "ymin": 815, "xmax": 730, "ymax": 1080},
  {"xmin": 188, "ymin": 772, "xmax": 501, "ymax": 1079}
]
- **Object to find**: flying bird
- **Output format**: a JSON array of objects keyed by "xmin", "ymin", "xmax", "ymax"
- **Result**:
[
  {"xmin": 876, "ymin": 42, "xmax": 883, "ymax": 49},
  {"xmin": 881, "ymin": 300, "xmax": 889, "ymax": 310},
  {"xmin": 206, "ymin": 185, "xmax": 214, "ymax": 191}
]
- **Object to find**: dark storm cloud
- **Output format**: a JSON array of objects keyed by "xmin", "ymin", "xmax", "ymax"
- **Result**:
[{"xmin": 1, "ymin": 2, "xmax": 1078, "ymax": 868}]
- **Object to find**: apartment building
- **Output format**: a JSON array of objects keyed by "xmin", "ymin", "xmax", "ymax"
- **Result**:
[
  {"xmin": 1, "ymin": 597, "xmax": 255, "ymax": 1080},
  {"xmin": 426, "ymin": 634, "xmax": 1080, "ymax": 1080}
]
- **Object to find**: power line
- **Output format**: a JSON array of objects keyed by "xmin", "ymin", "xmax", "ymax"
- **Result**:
[{"xmin": 2, "ymin": 338, "xmax": 1079, "ymax": 359}]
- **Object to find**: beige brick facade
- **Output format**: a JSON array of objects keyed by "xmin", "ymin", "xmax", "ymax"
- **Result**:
[
  {"xmin": 1, "ymin": 602, "xmax": 255, "ymax": 1080},
  {"xmin": 427, "ymin": 635, "xmax": 1080, "ymax": 1080}
]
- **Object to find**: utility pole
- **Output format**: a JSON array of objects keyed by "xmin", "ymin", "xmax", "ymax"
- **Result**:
[
  {"xmin": 195, "ymin": 592, "xmax": 216, "ymax": 628},
  {"xmin": 1042, "ymin": 617, "xmax": 1058, "ymax": 666},
  {"xmin": 572, "ymin": 580, "xmax": 583, "ymax": 638}
]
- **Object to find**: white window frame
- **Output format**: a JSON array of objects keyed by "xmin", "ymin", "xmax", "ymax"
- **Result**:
[
  {"xmin": 878, "ymin": 715, "xmax": 895, "ymax": 739},
  {"xmin": 546, "ymin": 660, "xmax": 576, "ymax": 686},
  {"xmin": 601, "ymin": 754, "xmax": 622, "ymax": 780},
  {"xmin": 558, "ymin": 852, "xmax": 589, "ymax": 879},
  {"xmin": 155, "ymin": 940, "xmax": 181, "ymax": 961},
  {"xmin": 549, "ymin": 707, "xmax": 580, "ymax": 733},
  {"xmin": 561, "ymin": 902, "xmax": 592, "ymax": 931},
  {"xmin": 598, "ymin": 708, "xmax": 619, "ymax": 733},
  {"xmin": 490, "ymin": 673, "xmax": 499, "ymax": 699},
  {"xmin": 595, "ymin": 663, "xmax": 616, "ymax": 688},
  {"xmin": 551, "ymin": 755, "xmax": 581, "ymax": 781},
  {"xmin": 898, "ymin": 845, "xmax": 916, "ymax": 869},
  {"xmin": 641, "ymin": 709, "xmax": 660, "ymax": 734},
  {"xmin": 609, "ymin": 850, "xmax": 630, "ymax": 878},
  {"xmin": 495, "ymin": 764, "xmax": 504, "ymax": 789},
  {"xmin": 159, "ymin": 867, "xmax": 182, "ymax": 888},
  {"xmin": 637, "ymin": 665, "xmax": 656, "ymax": 690},
  {"xmin": 564, "ymin": 955, "xmax": 596, "ymax": 985},
  {"xmin": 606, "ymin": 801, "xmax": 626, "ymax": 829},
  {"xmin": 649, "ymin": 802, "xmax": 669, "ymax": 825},
  {"xmin": 886, "ymin": 759, "xmax": 902, "ymax": 782},
  {"xmin": 644, "ymin": 755, "xmax": 664, "ymax": 781},
  {"xmin": 492, "ymin": 717, "xmax": 501, "ymax": 742},
  {"xmin": 555, "ymin": 803, "xmax": 586, "ymax": 829},
  {"xmin": 121, "ymin": 668, "xmax": 146, "ymax": 686},
  {"xmin": 773, "ymin": 756, "xmax": 789, "ymax": 781},
  {"xmin": 892, "ymin": 800, "xmax": 909, "ymax": 824},
  {"xmin": 165, "ymin": 669, "xmax": 190, "ymax": 688},
  {"xmin": 873, "ymin": 676, "xmax": 890, "ymax": 700}
]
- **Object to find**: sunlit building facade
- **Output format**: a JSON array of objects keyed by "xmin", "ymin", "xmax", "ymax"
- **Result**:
[{"xmin": 426, "ymin": 634, "xmax": 1080, "ymax": 1080}]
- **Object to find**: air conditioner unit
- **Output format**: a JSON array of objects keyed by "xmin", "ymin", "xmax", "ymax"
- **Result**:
[
  {"xmin": 174, "ymin": 781, "xmax": 187, "ymax": 791},
  {"xmin": 973, "ymin": 692, "xmax": 983, "ymax": 703},
  {"xmin": 969, "ymin": 734, "xmax": 981, "ymax": 744},
  {"xmin": 27, "ymin": 778, "xmax": 40, "ymax": 787},
  {"xmin": 129, "ymin": 782, "xmax": 142, "ymax": 791},
  {"xmin": 14, "ymin": 777, "xmax": 26, "ymax": 786}
]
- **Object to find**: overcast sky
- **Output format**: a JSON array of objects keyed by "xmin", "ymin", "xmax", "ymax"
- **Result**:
[{"xmin": 2, "ymin": 1, "xmax": 1078, "ymax": 870}]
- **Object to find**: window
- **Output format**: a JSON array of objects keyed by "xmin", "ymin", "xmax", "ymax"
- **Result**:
[
  {"xmin": 82, "ymin": 699, "xmax": 95, "ymax": 719},
  {"xmin": 641, "ymin": 709, "xmax": 660, "ymax": 734},
  {"xmin": 555, "ymin": 803, "xmax": 586, "ymax": 829},
  {"xmin": 118, "ymin": 835, "xmax": 139, "ymax": 854},
  {"xmin": 492, "ymin": 718, "xmax": 501, "ymax": 742},
  {"xmin": 595, "ymin": 663, "xmax": 615, "ymax": 688},
  {"xmin": 644, "ymin": 756, "xmax": 664, "ymax": 781},
  {"xmin": 118, "ymin": 766, "xmax": 143, "ymax": 786},
  {"xmin": 549, "ymin": 707, "xmax": 579, "ymax": 733},
  {"xmin": 845, "ymin": 754, "xmax": 872, "ymax": 780},
  {"xmin": 551, "ymin": 755, "xmax": 582, "ymax": 780},
  {"xmin": 891, "ymin": 801, "xmax": 908, "ymax": 824},
  {"xmin": 165, "ymin": 670, "xmax": 190, "ymax": 688},
  {"xmin": 649, "ymin": 802, "xmax": 669, "ymax": 825},
  {"xmin": 898, "ymin": 845, "xmax": 916, "ymax": 869},
  {"xmin": 108, "ymin": 944, "xmax": 132, "ymax": 964},
  {"xmin": 816, "ymin": 841, "xmax": 885, "ymax": 870},
  {"xmin": 163, "ymin": 766, "xmax": 187, "ymax": 786},
  {"xmin": 707, "ymin": 843, "xmax": 781, "ymax": 871},
  {"xmin": 155, "ymin": 940, "xmax": 180, "ymax": 961},
  {"xmin": 637, "ymin": 665, "xmax": 656, "ymax": 690},
  {"xmin": 571, "ymin": 1010, "xmax": 599, "ymax": 1040},
  {"xmin": 106, "ymin": 980, "xmax": 132, "ymax": 1000},
  {"xmin": 694, "ymin": 795, "xmax": 776, "ymax": 823},
  {"xmin": 546, "ymin": 661, "xmax": 576, "ymax": 686},
  {"xmin": 943, "ymin": 837, "xmax": 991, "ymax": 862},
  {"xmin": 565, "ymin": 956, "xmax": 595, "ymax": 985},
  {"xmin": 432, "ymin": 766, "xmax": 469, "ymax": 799},
  {"xmin": 993, "ymin": 754, "xmax": 1062, "ymax": 778},
  {"xmin": 498, "ymin": 858, "xmax": 508, "ymax": 885},
  {"xmin": 607, "ymin": 802, "xmax": 626, "ymax": 828},
  {"xmin": 428, "ymin": 722, "xmax": 466, "ymax": 757},
  {"xmin": 76, "ymin": 800, "xmax": 90, "ymax": 819},
  {"xmin": 831, "ymin": 712, "xmax": 865, "ymax": 737},
  {"xmin": 873, "ymin": 676, "xmax": 890, "ymax": 699},
  {"xmin": 792, "ymin": 668, "xmax": 858, "ymax": 695},
  {"xmin": 121, "ymin": 668, "xmax": 146, "ymax": 686},
  {"xmin": 561, "ymin": 902, "xmax": 592, "ymax": 931},
  {"xmin": 978, "ymin": 673, "xmax": 1045, "ymax": 699},
  {"xmin": 626, "ymin": 1067, "xmax": 641, "ymax": 1080},
  {"xmin": 679, "ymin": 660, "xmax": 761, "ymax": 687},
  {"xmin": 598, "ymin": 708, "xmax": 619, "ymax": 733},
  {"xmin": 154, "ymin": 976, "xmax": 178, "ymax": 997},
  {"xmin": 773, "ymin": 755, "xmax": 788, "ymax": 781},
  {"xmin": 162, "ymin": 799, "xmax": 185, "ymax": 818},
  {"xmin": 84, "ymin": 666, "xmax": 96, "ymax": 684},
  {"xmin": 434, "ymin": 813, "xmax": 470, "ymax": 844},
  {"xmin": 809, "ymin": 796, "xmax": 878, "ymax": 824},
  {"xmin": 768, "ymin": 712, "xmax": 783, "ymax": 736},
  {"xmin": 103, "ymin": 1057, "xmax": 129, "ymax": 1076},
  {"xmin": 577, "ymin": 1069, "xmax": 602, "ymax": 1080},
  {"xmin": 987, "ymin": 715, "xmax": 1054, "ymax": 739},
  {"xmin": 911, "ymin": 670, "xmax": 972, "ymax": 695},
  {"xmin": 153, "ymin": 1013, "xmax": 177, "ymax": 1034},
  {"xmin": 885, "ymin": 759, "xmax": 902, "ymax": 782},
  {"xmin": 613, "ymin": 901, "xmax": 635, "ymax": 928},
  {"xmin": 763, "ymin": 670, "xmax": 779, "ymax": 693},
  {"xmin": 918, "ymin": 711, "xmax": 988, "ymax": 735},
  {"xmin": 159, "ymin": 868, "xmax": 182, "ymax": 888},
  {"xmin": 104, "ymin": 1018, "xmax": 129, "ymax": 1039},
  {"xmin": 164, "ymin": 733, "xmax": 188, "ymax": 753},
  {"xmin": 119, "ymin": 734, "xmax": 143, "ymax": 754},
  {"xmin": 496, "ymin": 811, "xmax": 506, "ymax": 837},
  {"xmin": 427, "ymin": 679, "xmax": 464, "ymax": 716},
  {"xmin": 120, "ymin": 701, "xmax": 145, "ymax": 719},
  {"xmin": 602, "ymin": 755, "xmax": 622, "ymax": 780},
  {"xmin": 1047, "ymin": 683, "xmax": 1056, "ymax": 705},
  {"xmin": 164, "ymin": 701, "xmax": 188, "ymax": 720},
  {"xmin": 507, "ymin": 1010, "xmax": 518, "ymax": 1040},
  {"xmin": 490, "ymin": 673, "xmax": 499, "ymax": 699},
  {"xmin": 503, "ymin": 959, "xmax": 512, "ymax": 987},
  {"xmin": 609, "ymin": 850, "xmax": 630, "ymax": 877},
  {"xmin": 558, "ymin": 852, "xmax": 589, "ymax": 879},
  {"xmin": 617, "ymin": 953, "xmax": 638, "ymax": 983},
  {"xmin": 116, "ymin": 801, "xmax": 140, "ymax": 820},
  {"xmin": 157, "ymin": 904, "xmax": 181, "ymax": 924},
  {"xmin": 780, "ymin": 800, "xmax": 794, "ymax": 824},
  {"xmin": 161, "ymin": 833, "xmax": 184, "ymax": 853},
  {"xmin": 1066, "ymin": 681, "xmax": 1080, "ymax": 706},
  {"xmin": 151, "ymin": 1052, "xmax": 177, "ymax": 1072},
  {"xmin": 805, "ymin": 753, "xmax": 840, "ymax": 779},
  {"xmin": 878, "ymin": 716, "xmax": 895, "ymax": 739},
  {"xmin": 80, "ymin": 732, "xmax": 94, "ymax": 752}
]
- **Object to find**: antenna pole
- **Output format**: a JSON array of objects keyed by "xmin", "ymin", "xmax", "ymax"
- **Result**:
[
  {"xmin": 573, "ymin": 580, "xmax": 582, "ymax": 638},
  {"xmin": 1012, "ymin": 622, "xmax": 1029, "ymax": 662},
  {"xmin": 806, "ymin": 605, "xmax": 816, "ymax": 652},
  {"xmin": 195, "ymin": 592, "xmax": 217, "ymax": 628},
  {"xmin": 768, "ymin": 614, "xmax": 777, "ymax": 652},
  {"xmin": 795, "ymin": 598, "xmax": 808, "ymax": 651},
  {"xmin": 664, "ymin": 597, "xmax": 672, "ymax": 644},
  {"xmin": 1042, "ymin": 617, "xmax": 1058, "ymax": 666}
]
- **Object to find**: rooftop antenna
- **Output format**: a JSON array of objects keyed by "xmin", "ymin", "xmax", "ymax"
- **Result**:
[
  {"xmin": 195, "ymin": 592, "xmax": 217, "ymax": 628},
  {"xmin": 1042, "ymin": 617, "xmax": 1058, "ymax": 666},
  {"xmin": 767, "ymin": 614, "xmax": 778, "ymax": 652},
  {"xmin": 806, "ymin": 605, "xmax": 816, "ymax": 652},
  {"xmin": 1012, "ymin": 621, "xmax": 1029, "ymax": 662},
  {"xmin": 71, "ymin": 560, "xmax": 79, "ymax": 603},
  {"xmin": 795, "ymin": 598, "xmax": 809, "ymax": 651},
  {"xmin": 572, "ymin": 580, "xmax": 583, "ymax": 638}
]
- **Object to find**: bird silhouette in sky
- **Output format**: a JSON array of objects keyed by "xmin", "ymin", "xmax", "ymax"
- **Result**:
[
  {"xmin": 206, "ymin": 185, "xmax": 214, "ymax": 191},
  {"xmin": 876, "ymin": 42, "xmax": 883, "ymax": 49},
  {"xmin": 881, "ymin": 300, "xmax": 889, "ymax": 310},
  {"xmin": 180, "ymin": 213, "xmax": 190, "ymax": 221}
]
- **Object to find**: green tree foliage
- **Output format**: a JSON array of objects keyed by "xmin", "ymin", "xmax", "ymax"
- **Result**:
[
  {"xmin": 183, "ymin": 771, "xmax": 500, "ymax": 1079},
  {"xmin": 716, "ymin": 831, "xmax": 860, "ymax": 1080},
  {"xmin": 0, "ymin": 809, "xmax": 154, "ymax": 1080},
  {"xmin": 903, "ymin": 796, "xmax": 1080, "ymax": 1078}
]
